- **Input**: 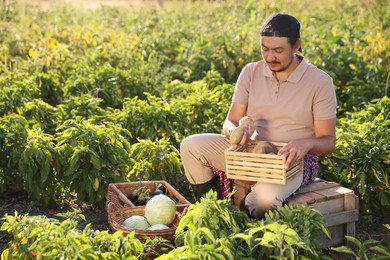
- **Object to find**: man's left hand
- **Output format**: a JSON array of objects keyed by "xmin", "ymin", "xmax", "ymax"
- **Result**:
[{"xmin": 278, "ymin": 139, "xmax": 310, "ymax": 169}]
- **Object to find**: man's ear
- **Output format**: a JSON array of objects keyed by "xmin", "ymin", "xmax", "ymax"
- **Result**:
[{"xmin": 294, "ymin": 39, "xmax": 302, "ymax": 52}]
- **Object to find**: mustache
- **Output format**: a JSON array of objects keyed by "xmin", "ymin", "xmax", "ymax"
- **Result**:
[{"xmin": 267, "ymin": 61, "xmax": 280, "ymax": 65}]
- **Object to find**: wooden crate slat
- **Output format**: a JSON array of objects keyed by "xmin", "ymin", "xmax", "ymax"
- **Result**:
[
  {"xmin": 226, "ymin": 151, "xmax": 285, "ymax": 160},
  {"xmin": 228, "ymin": 174, "xmax": 287, "ymax": 184},
  {"xmin": 316, "ymin": 186, "xmax": 353, "ymax": 200},
  {"xmin": 287, "ymin": 193, "xmax": 316, "ymax": 205},
  {"xmin": 227, "ymin": 172, "xmax": 285, "ymax": 179},
  {"xmin": 323, "ymin": 209, "xmax": 359, "ymax": 227},
  {"xmin": 295, "ymin": 179, "xmax": 339, "ymax": 194},
  {"xmin": 226, "ymin": 162, "xmax": 285, "ymax": 170},
  {"xmin": 227, "ymin": 168, "xmax": 284, "ymax": 174},
  {"xmin": 313, "ymin": 197, "xmax": 344, "ymax": 214},
  {"xmin": 226, "ymin": 156, "xmax": 284, "ymax": 165},
  {"xmin": 227, "ymin": 163, "xmax": 285, "ymax": 171},
  {"xmin": 286, "ymin": 165, "xmax": 302, "ymax": 178},
  {"xmin": 228, "ymin": 172, "xmax": 284, "ymax": 180},
  {"xmin": 288, "ymin": 191, "xmax": 326, "ymax": 206},
  {"xmin": 226, "ymin": 158, "xmax": 285, "ymax": 165},
  {"xmin": 344, "ymin": 193, "xmax": 358, "ymax": 239}
]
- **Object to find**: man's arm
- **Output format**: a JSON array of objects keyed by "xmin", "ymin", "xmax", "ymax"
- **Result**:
[
  {"xmin": 278, "ymin": 118, "xmax": 336, "ymax": 169},
  {"xmin": 223, "ymin": 102, "xmax": 247, "ymax": 138}
]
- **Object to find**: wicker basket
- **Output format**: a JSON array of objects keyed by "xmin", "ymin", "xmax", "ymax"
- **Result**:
[
  {"xmin": 106, "ymin": 180, "xmax": 191, "ymax": 212},
  {"xmin": 107, "ymin": 202, "xmax": 186, "ymax": 244},
  {"xmin": 225, "ymin": 141, "xmax": 303, "ymax": 184}
]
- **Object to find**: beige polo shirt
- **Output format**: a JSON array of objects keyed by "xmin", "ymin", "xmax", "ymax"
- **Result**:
[{"xmin": 232, "ymin": 56, "xmax": 337, "ymax": 143}]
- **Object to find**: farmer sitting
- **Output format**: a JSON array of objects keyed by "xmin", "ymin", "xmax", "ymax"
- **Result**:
[{"xmin": 179, "ymin": 12, "xmax": 337, "ymax": 219}]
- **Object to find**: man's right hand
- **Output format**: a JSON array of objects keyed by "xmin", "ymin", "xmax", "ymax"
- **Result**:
[{"xmin": 229, "ymin": 125, "xmax": 251, "ymax": 151}]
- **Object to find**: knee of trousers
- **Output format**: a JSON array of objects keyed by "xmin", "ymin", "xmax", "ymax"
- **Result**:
[
  {"xmin": 180, "ymin": 135, "xmax": 204, "ymax": 156},
  {"xmin": 251, "ymin": 184, "xmax": 284, "ymax": 209},
  {"xmin": 245, "ymin": 191, "xmax": 282, "ymax": 212},
  {"xmin": 180, "ymin": 135, "xmax": 191, "ymax": 153},
  {"xmin": 180, "ymin": 135, "xmax": 208, "ymax": 165},
  {"xmin": 244, "ymin": 191, "xmax": 280, "ymax": 220}
]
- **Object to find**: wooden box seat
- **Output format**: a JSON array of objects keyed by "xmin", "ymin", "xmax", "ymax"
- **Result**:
[{"xmin": 233, "ymin": 178, "xmax": 359, "ymax": 248}]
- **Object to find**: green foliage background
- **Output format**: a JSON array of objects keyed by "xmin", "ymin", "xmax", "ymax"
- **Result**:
[{"xmin": 0, "ymin": 0, "xmax": 389, "ymax": 216}]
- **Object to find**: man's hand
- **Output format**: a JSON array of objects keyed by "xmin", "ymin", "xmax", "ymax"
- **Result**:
[
  {"xmin": 278, "ymin": 119, "xmax": 336, "ymax": 169},
  {"xmin": 229, "ymin": 125, "xmax": 251, "ymax": 151},
  {"xmin": 277, "ymin": 139, "xmax": 310, "ymax": 169}
]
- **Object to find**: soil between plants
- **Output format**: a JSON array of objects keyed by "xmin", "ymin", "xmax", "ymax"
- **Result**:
[{"xmin": 1, "ymin": 190, "xmax": 389, "ymax": 259}]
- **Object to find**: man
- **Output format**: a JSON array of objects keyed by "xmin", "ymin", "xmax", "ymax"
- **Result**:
[{"xmin": 180, "ymin": 13, "xmax": 337, "ymax": 219}]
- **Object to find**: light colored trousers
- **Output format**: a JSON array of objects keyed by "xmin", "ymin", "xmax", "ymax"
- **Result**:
[{"xmin": 180, "ymin": 133, "xmax": 303, "ymax": 210}]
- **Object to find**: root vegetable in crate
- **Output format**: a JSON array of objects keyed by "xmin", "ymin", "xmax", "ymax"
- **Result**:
[
  {"xmin": 230, "ymin": 116, "xmax": 256, "ymax": 145},
  {"xmin": 249, "ymin": 141, "xmax": 277, "ymax": 154},
  {"xmin": 239, "ymin": 116, "xmax": 255, "ymax": 136},
  {"xmin": 229, "ymin": 125, "xmax": 245, "ymax": 145}
]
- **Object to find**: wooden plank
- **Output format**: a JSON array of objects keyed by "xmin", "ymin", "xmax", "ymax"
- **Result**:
[
  {"xmin": 233, "ymin": 180, "xmax": 254, "ymax": 207},
  {"xmin": 228, "ymin": 174, "xmax": 286, "ymax": 184},
  {"xmin": 233, "ymin": 187, "xmax": 248, "ymax": 207},
  {"xmin": 286, "ymin": 169, "xmax": 301, "ymax": 180},
  {"xmin": 323, "ymin": 209, "xmax": 359, "ymax": 227},
  {"xmin": 315, "ymin": 186, "xmax": 349, "ymax": 201},
  {"xmin": 312, "ymin": 197, "xmax": 344, "ymax": 214},
  {"xmin": 294, "ymin": 179, "xmax": 339, "ymax": 194},
  {"xmin": 344, "ymin": 193, "xmax": 356, "ymax": 211},
  {"xmin": 344, "ymin": 193, "xmax": 357, "ymax": 238},
  {"xmin": 226, "ymin": 158, "xmax": 285, "ymax": 167},
  {"xmin": 288, "ymin": 192, "xmax": 348, "ymax": 215},
  {"xmin": 227, "ymin": 165, "xmax": 285, "ymax": 173},
  {"xmin": 287, "ymin": 193, "xmax": 316, "ymax": 205},
  {"xmin": 226, "ymin": 152, "xmax": 285, "ymax": 162},
  {"xmin": 305, "ymin": 192, "xmax": 328, "ymax": 204},
  {"xmin": 287, "ymin": 190, "xmax": 327, "ymax": 206},
  {"xmin": 337, "ymin": 186, "xmax": 356, "ymax": 194}
]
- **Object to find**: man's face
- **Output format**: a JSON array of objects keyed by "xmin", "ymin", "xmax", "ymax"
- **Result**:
[{"xmin": 261, "ymin": 37, "xmax": 295, "ymax": 73}]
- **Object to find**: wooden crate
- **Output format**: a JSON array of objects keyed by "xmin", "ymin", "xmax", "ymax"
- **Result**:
[
  {"xmin": 225, "ymin": 141, "xmax": 303, "ymax": 184},
  {"xmin": 232, "ymin": 179, "xmax": 359, "ymax": 248},
  {"xmin": 106, "ymin": 180, "xmax": 191, "ymax": 212},
  {"xmin": 232, "ymin": 179, "xmax": 256, "ymax": 207},
  {"xmin": 286, "ymin": 179, "xmax": 359, "ymax": 248}
]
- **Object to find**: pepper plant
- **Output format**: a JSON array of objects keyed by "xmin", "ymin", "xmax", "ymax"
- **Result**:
[
  {"xmin": 0, "ymin": 212, "xmax": 147, "ymax": 259},
  {"xmin": 322, "ymin": 96, "xmax": 390, "ymax": 215},
  {"xmin": 164, "ymin": 191, "xmax": 330, "ymax": 259},
  {"xmin": 0, "ymin": 114, "xmax": 29, "ymax": 195},
  {"xmin": 0, "ymin": 79, "xmax": 40, "ymax": 117},
  {"xmin": 18, "ymin": 128, "xmax": 59, "ymax": 206},
  {"xmin": 127, "ymin": 137, "xmax": 187, "ymax": 195},
  {"xmin": 55, "ymin": 119, "xmax": 133, "ymax": 208},
  {"xmin": 263, "ymin": 204, "xmax": 330, "ymax": 258}
]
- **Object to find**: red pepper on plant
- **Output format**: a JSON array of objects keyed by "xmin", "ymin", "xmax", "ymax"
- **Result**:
[{"xmin": 50, "ymin": 160, "xmax": 56, "ymax": 168}]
